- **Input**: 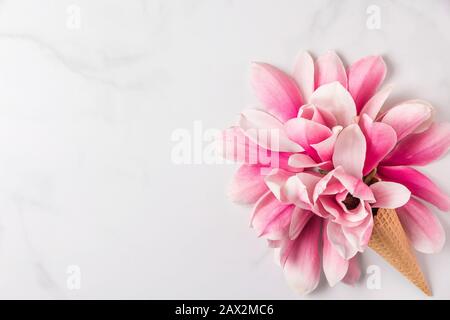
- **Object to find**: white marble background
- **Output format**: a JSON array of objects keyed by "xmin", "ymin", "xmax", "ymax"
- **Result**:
[{"xmin": 0, "ymin": 0, "xmax": 449, "ymax": 299}]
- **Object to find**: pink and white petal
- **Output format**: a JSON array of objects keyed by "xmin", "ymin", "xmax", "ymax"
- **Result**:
[
  {"xmin": 239, "ymin": 109, "xmax": 303, "ymax": 152},
  {"xmin": 313, "ymin": 170, "xmax": 335, "ymax": 202},
  {"xmin": 310, "ymin": 82, "xmax": 357, "ymax": 126},
  {"xmin": 321, "ymin": 180, "xmax": 346, "ymax": 196},
  {"xmin": 381, "ymin": 100, "xmax": 433, "ymax": 141},
  {"xmin": 318, "ymin": 161, "xmax": 334, "ymax": 172},
  {"xmin": 289, "ymin": 207, "xmax": 314, "ymax": 240},
  {"xmin": 311, "ymin": 125, "xmax": 342, "ymax": 162},
  {"xmin": 327, "ymin": 221, "xmax": 359, "ymax": 260},
  {"xmin": 294, "ymin": 172, "xmax": 322, "ymax": 204},
  {"xmin": 283, "ymin": 216, "xmax": 322, "ymax": 294},
  {"xmin": 279, "ymin": 237, "xmax": 295, "ymax": 267},
  {"xmin": 298, "ymin": 103, "xmax": 337, "ymax": 128},
  {"xmin": 293, "ymin": 51, "xmax": 315, "ymax": 103},
  {"xmin": 219, "ymin": 127, "xmax": 266, "ymax": 164},
  {"xmin": 348, "ymin": 55, "xmax": 387, "ymax": 113},
  {"xmin": 378, "ymin": 166, "xmax": 450, "ymax": 211},
  {"xmin": 288, "ymin": 153, "xmax": 329, "ymax": 169},
  {"xmin": 251, "ymin": 62, "xmax": 303, "ymax": 122},
  {"xmin": 359, "ymin": 84, "xmax": 393, "ymax": 120},
  {"xmin": 228, "ymin": 165, "xmax": 268, "ymax": 204},
  {"xmin": 314, "ymin": 167, "xmax": 364, "ymax": 202},
  {"xmin": 315, "ymin": 51, "xmax": 347, "ymax": 89},
  {"xmin": 261, "ymin": 205, "xmax": 294, "ymax": 240},
  {"xmin": 359, "ymin": 114, "xmax": 397, "ymax": 175},
  {"xmin": 323, "ymin": 221, "xmax": 350, "ymax": 286},
  {"xmin": 266, "ymin": 169, "xmax": 319, "ymax": 208},
  {"xmin": 382, "ymin": 122, "xmax": 450, "ymax": 166},
  {"xmin": 220, "ymin": 127, "xmax": 286, "ymax": 167},
  {"xmin": 332, "ymin": 124, "xmax": 367, "ymax": 179},
  {"xmin": 342, "ymin": 211, "xmax": 374, "ymax": 253},
  {"xmin": 284, "ymin": 118, "xmax": 332, "ymax": 158},
  {"xmin": 284, "ymin": 118, "xmax": 332, "ymax": 147},
  {"xmin": 288, "ymin": 153, "xmax": 317, "ymax": 168},
  {"xmin": 318, "ymin": 196, "xmax": 343, "ymax": 220},
  {"xmin": 335, "ymin": 200, "xmax": 371, "ymax": 226},
  {"xmin": 281, "ymin": 173, "xmax": 322, "ymax": 208},
  {"xmin": 342, "ymin": 256, "xmax": 361, "ymax": 285},
  {"xmin": 313, "ymin": 198, "xmax": 333, "ymax": 218},
  {"xmin": 370, "ymin": 181, "xmax": 411, "ymax": 208},
  {"xmin": 397, "ymin": 198, "xmax": 445, "ymax": 254},
  {"xmin": 332, "ymin": 167, "xmax": 375, "ymax": 201},
  {"xmin": 251, "ymin": 192, "xmax": 293, "ymax": 240},
  {"xmin": 415, "ymin": 105, "xmax": 436, "ymax": 134},
  {"xmin": 265, "ymin": 168, "xmax": 296, "ymax": 202}
]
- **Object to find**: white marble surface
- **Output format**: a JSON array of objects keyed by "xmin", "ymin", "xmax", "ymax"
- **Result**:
[{"xmin": 0, "ymin": 0, "xmax": 449, "ymax": 299}]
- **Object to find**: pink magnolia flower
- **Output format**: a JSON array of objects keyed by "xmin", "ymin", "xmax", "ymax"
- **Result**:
[{"xmin": 221, "ymin": 51, "xmax": 450, "ymax": 294}]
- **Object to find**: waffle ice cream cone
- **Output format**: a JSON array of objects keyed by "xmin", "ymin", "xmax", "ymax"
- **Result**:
[{"xmin": 368, "ymin": 208, "xmax": 432, "ymax": 296}]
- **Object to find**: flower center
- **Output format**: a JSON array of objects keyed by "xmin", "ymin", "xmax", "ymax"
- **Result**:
[{"xmin": 342, "ymin": 193, "xmax": 360, "ymax": 210}]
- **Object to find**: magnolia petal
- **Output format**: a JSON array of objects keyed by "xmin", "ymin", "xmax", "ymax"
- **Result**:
[
  {"xmin": 293, "ymin": 51, "xmax": 315, "ymax": 103},
  {"xmin": 359, "ymin": 114, "xmax": 397, "ymax": 175},
  {"xmin": 239, "ymin": 109, "xmax": 303, "ymax": 153},
  {"xmin": 315, "ymin": 51, "xmax": 347, "ymax": 89},
  {"xmin": 261, "ymin": 206, "xmax": 294, "ymax": 240},
  {"xmin": 292, "ymin": 172, "xmax": 322, "ymax": 204},
  {"xmin": 284, "ymin": 117, "xmax": 332, "ymax": 159},
  {"xmin": 415, "ymin": 106, "xmax": 436, "ymax": 134},
  {"xmin": 332, "ymin": 124, "xmax": 367, "ymax": 179},
  {"xmin": 251, "ymin": 192, "xmax": 293, "ymax": 240},
  {"xmin": 378, "ymin": 166, "xmax": 450, "ymax": 211},
  {"xmin": 265, "ymin": 168, "xmax": 294, "ymax": 202},
  {"xmin": 219, "ymin": 127, "xmax": 268, "ymax": 164},
  {"xmin": 288, "ymin": 153, "xmax": 326, "ymax": 169},
  {"xmin": 311, "ymin": 126, "xmax": 342, "ymax": 162},
  {"xmin": 265, "ymin": 169, "xmax": 320, "ymax": 208},
  {"xmin": 313, "ymin": 166, "xmax": 374, "ymax": 204},
  {"xmin": 334, "ymin": 198, "xmax": 371, "ymax": 226},
  {"xmin": 278, "ymin": 173, "xmax": 321, "ymax": 208},
  {"xmin": 228, "ymin": 165, "xmax": 268, "ymax": 204},
  {"xmin": 251, "ymin": 62, "xmax": 303, "ymax": 122},
  {"xmin": 348, "ymin": 55, "xmax": 387, "ymax": 113},
  {"xmin": 381, "ymin": 100, "xmax": 433, "ymax": 141},
  {"xmin": 342, "ymin": 256, "xmax": 361, "ymax": 285},
  {"xmin": 219, "ymin": 127, "xmax": 290, "ymax": 168},
  {"xmin": 342, "ymin": 211, "xmax": 374, "ymax": 253},
  {"xmin": 327, "ymin": 221, "xmax": 358, "ymax": 260},
  {"xmin": 332, "ymin": 167, "xmax": 375, "ymax": 201},
  {"xmin": 315, "ymin": 167, "xmax": 339, "ymax": 190},
  {"xmin": 289, "ymin": 207, "xmax": 314, "ymax": 240},
  {"xmin": 318, "ymin": 196, "xmax": 343, "ymax": 219},
  {"xmin": 310, "ymin": 82, "xmax": 357, "ymax": 126},
  {"xmin": 283, "ymin": 217, "xmax": 321, "ymax": 295},
  {"xmin": 359, "ymin": 84, "xmax": 393, "ymax": 119},
  {"xmin": 323, "ymin": 221, "xmax": 350, "ymax": 286},
  {"xmin": 382, "ymin": 122, "xmax": 450, "ymax": 166},
  {"xmin": 370, "ymin": 181, "xmax": 411, "ymax": 208},
  {"xmin": 298, "ymin": 103, "xmax": 337, "ymax": 128},
  {"xmin": 397, "ymin": 198, "xmax": 445, "ymax": 254}
]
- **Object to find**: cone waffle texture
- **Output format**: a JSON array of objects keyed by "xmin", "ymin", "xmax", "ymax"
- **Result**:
[{"xmin": 368, "ymin": 208, "xmax": 432, "ymax": 296}]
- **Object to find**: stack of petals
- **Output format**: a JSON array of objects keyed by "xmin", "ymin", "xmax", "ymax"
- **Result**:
[{"xmin": 221, "ymin": 51, "xmax": 450, "ymax": 294}]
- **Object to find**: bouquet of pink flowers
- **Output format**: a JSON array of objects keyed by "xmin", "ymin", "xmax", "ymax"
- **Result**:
[{"xmin": 220, "ymin": 51, "xmax": 450, "ymax": 295}]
